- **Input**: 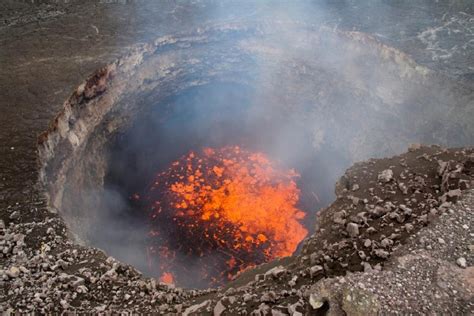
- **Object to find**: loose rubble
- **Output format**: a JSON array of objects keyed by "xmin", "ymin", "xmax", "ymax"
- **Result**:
[{"xmin": 1, "ymin": 145, "xmax": 473, "ymax": 313}]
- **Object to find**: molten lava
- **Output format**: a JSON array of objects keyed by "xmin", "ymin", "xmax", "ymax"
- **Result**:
[{"xmin": 145, "ymin": 146, "xmax": 308, "ymax": 287}]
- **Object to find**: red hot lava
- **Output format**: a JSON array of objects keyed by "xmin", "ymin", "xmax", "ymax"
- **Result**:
[{"xmin": 144, "ymin": 146, "xmax": 308, "ymax": 287}]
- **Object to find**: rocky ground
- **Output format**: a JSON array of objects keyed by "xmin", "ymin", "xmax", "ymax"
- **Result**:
[
  {"xmin": 176, "ymin": 145, "xmax": 474, "ymax": 315},
  {"xmin": 2, "ymin": 145, "xmax": 473, "ymax": 314}
]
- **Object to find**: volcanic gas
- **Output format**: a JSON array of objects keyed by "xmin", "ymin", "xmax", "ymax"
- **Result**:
[
  {"xmin": 37, "ymin": 21, "xmax": 472, "ymax": 297},
  {"xmin": 143, "ymin": 146, "xmax": 308, "ymax": 287}
]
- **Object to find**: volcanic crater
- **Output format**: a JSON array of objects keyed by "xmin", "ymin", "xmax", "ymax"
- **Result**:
[{"xmin": 38, "ymin": 22, "xmax": 473, "ymax": 289}]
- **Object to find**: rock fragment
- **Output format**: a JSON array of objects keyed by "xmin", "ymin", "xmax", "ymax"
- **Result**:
[
  {"xmin": 213, "ymin": 300, "xmax": 226, "ymax": 316},
  {"xmin": 378, "ymin": 169, "xmax": 393, "ymax": 183},
  {"xmin": 183, "ymin": 300, "xmax": 210, "ymax": 316},
  {"xmin": 310, "ymin": 265, "xmax": 324, "ymax": 278},
  {"xmin": 374, "ymin": 249, "xmax": 389, "ymax": 259},
  {"xmin": 333, "ymin": 210, "xmax": 347, "ymax": 225},
  {"xmin": 309, "ymin": 293, "xmax": 325, "ymax": 309},
  {"xmin": 456, "ymin": 257, "xmax": 467, "ymax": 268},
  {"xmin": 346, "ymin": 222, "xmax": 359, "ymax": 237},
  {"xmin": 6, "ymin": 266, "xmax": 20, "ymax": 278},
  {"xmin": 264, "ymin": 265, "xmax": 286, "ymax": 279}
]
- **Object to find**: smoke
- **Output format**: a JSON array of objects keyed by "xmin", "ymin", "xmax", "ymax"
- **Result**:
[
  {"xmin": 59, "ymin": 1, "xmax": 474, "ymax": 289},
  {"xmin": 98, "ymin": 78, "xmax": 348, "ymax": 288}
]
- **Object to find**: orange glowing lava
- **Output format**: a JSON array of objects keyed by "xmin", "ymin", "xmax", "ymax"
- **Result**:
[
  {"xmin": 159, "ymin": 272, "xmax": 174, "ymax": 284},
  {"xmin": 145, "ymin": 146, "xmax": 308, "ymax": 286}
]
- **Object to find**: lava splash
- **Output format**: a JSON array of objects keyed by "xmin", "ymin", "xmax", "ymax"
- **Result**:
[{"xmin": 145, "ymin": 146, "xmax": 308, "ymax": 287}]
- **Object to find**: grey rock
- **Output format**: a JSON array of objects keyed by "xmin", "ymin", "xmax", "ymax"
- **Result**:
[
  {"xmin": 214, "ymin": 300, "xmax": 226, "ymax": 316},
  {"xmin": 363, "ymin": 262, "xmax": 373, "ymax": 272},
  {"xmin": 6, "ymin": 266, "xmax": 20, "ymax": 278},
  {"xmin": 260, "ymin": 291, "xmax": 276, "ymax": 303},
  {"xmin": 381, "ymin": 238, "xmax": 394, "ymax": 248},
  {"xmin": 60, "ymin": 300, "xmax": 69, "ymax": 309},
  {"xmin": 264, "ymin": 265, "xmax": 286, "ymax": 279},
  {"xmin": 95, "ymin": 305, "xmax": 107, "ymax": 312},
  {"xmin": 346, "ymin": 222, "xmax": 359, "ymax": 238},
  {"xmin": 310, "ymin": 265, "xmax": 324, "ymax": 278},
  {"xmin": 378, "ymin": 169, "xmax": 393, "ymax": 183},
  {"xmin": 243, "ymin": 293, "xmax": 252, "ymax": 302},
  {"xmin": 371, "ymin": 206, "xmax": 388, "ymax": 218},
  {"xmin": 366, "ymin": 227, "xmax": 377, "ymax": 234},
  {"xmin": 183, "ymin": 300, "xmax": 210, "ymax": 316},
  {"xmin": 374, "ymin": 249, "xmax": 389, "ymax": 259},
  {"xmin": 288, "ymin": 301, "xmax": 303, "ymax": 316},
  {"xmin": 9, "ymin": 211, "xmax": 20, "ymax": 220},
  {"xmin": 408, "ymin": 143, "xmax": 422, "ymax": 151},
  {"xmin": 77, "ymin": 285, "xmax": 88, "ymax": 293},
  {"xmin": 456, "ymin": 257, "xmax": 467, "ymax": 268},
  {"xmin": 309, "ymin": 293, "xmax": 325, "ymax": 309},
  {"xmin": 71, "ymin": 277, "xmax": 85, "ymax": 288},
  {"xmin": 309, "ymin": 252, "xmax": 318, "ymax": 265},
  {"xmin": 271, "ymin": 309, "xmax": 287, "ymax": 316},
  {"xmin": 399, "ymin": 205, "xmax": 412, "ymax": 216},
  {"xmin": 447, "ymin": 189, "xmax": 462, "ymax": 198},
  {"xmin": 288, "ymin": 275, "xmax": 298, "ymax": 287},
  {"xmin": 398, "ymin": 182, "xmax": 408, "ymax": 194},
  {"xmin": 333, "ymin": 210, "xmax": 347, "ymax": 225},
  {"xmin": 351, "ymin": 196, "xmax": 360, "ymax": 205}
]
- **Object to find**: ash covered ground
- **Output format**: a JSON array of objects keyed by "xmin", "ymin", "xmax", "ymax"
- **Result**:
[{"xmin": 1, "ymin": 1, "xmax": 474, "ymax": 314}]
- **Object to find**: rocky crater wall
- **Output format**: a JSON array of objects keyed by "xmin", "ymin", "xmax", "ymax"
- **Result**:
[{"xmin": 38, "ymin": 21, "xmax": 474, "ymax": 252}]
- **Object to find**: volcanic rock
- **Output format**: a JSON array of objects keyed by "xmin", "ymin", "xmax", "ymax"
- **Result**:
[
  {"xmin": 264, "ymin": 266, "xmax": 286, "ymax": 280},
  {"xmin": 271, "ymin": 309, "xmax": 287, "ymax": 316},
  {"xmin": 456, "ymin": 257, "xmax": 467, "ymax": 268},
  {"xmin": 378, "ymin": 169, "xmax": 394, "ymax": 183},
  {"xmin": 308, "ymin": 293, "xmax": 325, "ymax": 310},
  {"xmin": 333, "ymin": 210, "xmax": 347, "ymax": 225},
  {"xmin": 287, "ymin": 301, "xmax": 304, "ymax": 316},
  {"xmin": 374, "ymin": 249, "xmax": 390, "ymax": 259},
  {"xmin": 408, "ymin": 144, "xmax": 422, "ymax": 152},
  {"xmin": 213, "ymin": 300, "xmax": 226, "ymax": 316},
  {"xmin": 183, "ymin": 300, "xmax": 211, "ymax": 315},
  {"xmin": 6, "ymin": 266, "xmax": 20, "ymax": 278},
  {"xmin": 346, "ymin": 222, "xmax": 360, "ymax": 237},
  {"xmin": 380, "ymin": 238, "xmax": 394, "ymax": 248}
]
